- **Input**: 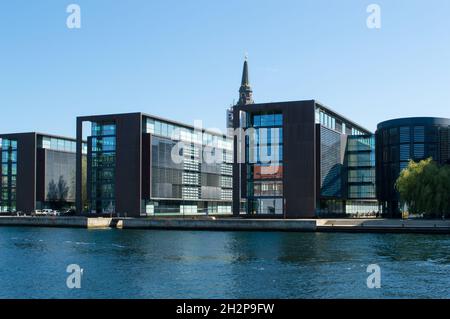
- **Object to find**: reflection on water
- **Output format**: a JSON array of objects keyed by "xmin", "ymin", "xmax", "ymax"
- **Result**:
[{"xmin": 0, "ymin": 227, "xmax": 450, "ymax": 298}]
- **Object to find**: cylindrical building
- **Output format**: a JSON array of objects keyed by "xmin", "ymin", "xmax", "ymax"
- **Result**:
[{"xmin": 375, "ymin": 117, "xmax": 450, "ymax": 216}]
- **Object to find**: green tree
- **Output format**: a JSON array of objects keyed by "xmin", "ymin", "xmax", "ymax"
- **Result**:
[{"xmin": 396, "ymin": 158, "xmax": 450, "ymax": 218}]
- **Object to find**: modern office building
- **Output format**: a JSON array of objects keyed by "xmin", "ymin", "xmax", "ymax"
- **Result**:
[
  {"xmin": 0, "ymin": 133, "xmax": 86, "ymax": 213},
  {"xmin": 231, "ymin": 61, "xmax": 378, "ymax": 218},
  {"xmin": 3, "ymin": 60, "xmax": 448, "ymax": 220},
  {"xmin": 375, "ymin": 117, "xmax": 450, "ymax": 216},
  {"xmin": 344, "ymin": 134, "xmax": 377, "ymax": 215},
  {"xmin": 76, "ymin": 113, "xmax": 233, "ymax": 217}
]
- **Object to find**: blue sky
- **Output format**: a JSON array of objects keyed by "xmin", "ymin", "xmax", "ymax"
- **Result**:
[{"xmin": 1, "ymin": 0, "xmax": 450, "ymax": 136}]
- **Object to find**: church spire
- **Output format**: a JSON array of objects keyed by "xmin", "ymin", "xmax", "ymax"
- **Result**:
[{"xmin": 238, "ymin": 56, "xmax": 254, "ymax": 106}]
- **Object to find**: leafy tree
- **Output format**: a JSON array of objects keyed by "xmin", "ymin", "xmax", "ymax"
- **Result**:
[{"xmin": 396, "ymin": 158, "xmax": 450, "ymax": 218}]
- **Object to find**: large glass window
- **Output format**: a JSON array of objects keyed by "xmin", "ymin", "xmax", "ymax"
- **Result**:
[
  {"xmin": 349, "ymin": 185, "xmax": 376, "ymax": 198},
  {"xmin": 318, "ymin": 110, "xmax": 338, "ymax": 131},
  {"xmin": 413, "ymin": 126, "xmax": 425, "ymax": 143},
  {"xmin": 250, "ymin": 112, "xmax": 283, "ymax": 128},
  {"xmin": 92, "ymin": 123, "xmax": 116, "ymax": 136},
  {"xmin": 248, "ymin": 198, "xmax": 283, "ymax": 215},
  {"xmin": 245, "ymin": 111, "xmax": 283, "ymax": 215},
  {"xmin": 0, "ymin": 139, "xmax": 18, "ymax": 212},
  {"xmin": 89, "ymin": 123, "xmax": 117, "ymax": 214},
  {"xmin": 400, "ymin": 144, "xmax": 410, "ymax": 161},
  {"xmin": 92, "ymin": 137, "xmax": 116, "ymax": 152},
  {"xmin": 413, "ymin": 143, "xmax": 425, "ymax": 159},
  {"xmin": 39, "ymin": 136, "xmax": 78, "ymax": 153},
  {"xmin": 399, "ymin": 127, "xmax": 410, "ymax": 143},
  {"xmin": 346, "ymin": 135, "xmax": 376, "ymax": 200}
]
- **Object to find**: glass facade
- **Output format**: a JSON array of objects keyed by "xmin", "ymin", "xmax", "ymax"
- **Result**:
[
  {"xmin": 0, "ymin": 139, "xmax": 17, "ymax": 212},
  {"xmin": 376, "ymin": 118, "xmax": 450, "ymax": 215},
  {"xmin": 346, "ymin": 135, "xmax": 376, "ymax": 199},
  {"xmin": 320, "ymin": 126, "xmax": 342, "ymax": 198},
  {"xmin": 345, "ymin": 200, "xmax": 379, "ymax": 217},
  {"xmin": 89, "ymin": 123, "xmax": 116, "ymax": 214},
  {"xmin": 317, "ymin": 110, "xmax": 377, "ymax": 217},
  {"xmin": 143, "ymin": 117, "xmax": 233, "ymax": 215},
  {"xmin": 41, "ymin": 150, "xmax": 76, "ymax": 209},
  {"xmin": 35, "ymin": 135, "xmax": 81, "ymax": 210},
  {"xmin": 245, "ymin": 112, "xmax": 284, "ymax": 215},
  {"xmin": 315, "ymin": 108, "xmax": 365, "ymax": 136},
  {"xmin": 379, "ymin": 125, "xmax": 441, "ymax": 200}
]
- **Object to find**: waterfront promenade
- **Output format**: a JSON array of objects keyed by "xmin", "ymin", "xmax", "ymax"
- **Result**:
[{"xmin": 1, "ymin": 216, "xmax": 450, "ymax": 234}]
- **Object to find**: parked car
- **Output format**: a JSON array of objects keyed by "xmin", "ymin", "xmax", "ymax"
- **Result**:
[
  {"xmin": 43, "ymin": 209, "xmax": 61, "ymax": 216},
  {"xmin": 33, "ymin": 210, "xmax": 45, "ymax": 216},
  {"xmin": 61, "ymin": 209, "xmax": 76, "ymax": 216},
  {"xmin": 42, "ymin": 209, "xmax": 52, "ymax": 216}
]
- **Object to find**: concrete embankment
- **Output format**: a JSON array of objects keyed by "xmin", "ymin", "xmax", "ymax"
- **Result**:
[
  {"xmin": 317, "ymin": 219, "xmax": 450, "ymax": 234},
  {"xmin": 0, "ymin": 216, "xmax": 113, "ymax": 229},
  {"xmin": 1, "ymin": 216, "xmax": 450, "ymax": 233},
  {"xmin": 122, "ymin": 218, "xmax": 317, "ymax": 232}
]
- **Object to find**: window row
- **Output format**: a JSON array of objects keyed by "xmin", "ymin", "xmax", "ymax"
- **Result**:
[
  {"xmin": 1, "ymin": 176, "xmax": 17, "ymax": 188},
  {"xmin": 91, "ymin": 183, "xmax": 115, "ymax": 199},
  {"xmin": 382, "ymin": 126, "xmax": 438, "ymax": 145},
  {"xmin": 92, "ymin": 123, "xmax": 116, "ymax": 137},
  {"xmin": 246, "ymin": 128, "xmax": 283, "ymax": 146},
  {"xmin": 1, "ymin": 150, "xmax": 17, "ymax": 163},
  {"xmin": 40, "ymin": 136, "xmax": 80, "ymax": 153},
  {"xmin": 145, "ymin": 118, "xmax": 232, "ymax": 150},
  {"xmin": 382, "ymin": 143, "xmax": 436, "ymax": 162},
  {"xmin": 91, "ymin": 153, "xmax": 116, "ymax": 167},
  {"xmin": 347, "ymin": 136, "xmax": 374, "ymax": 152},
  {"xmin": 247, "ymin": 164, "xmax": 283, "ymax": 180},
  {"xmin": 246, "ymin": 145, "xmax": 283, "ymax": 164},
  {"xmin": 347, "ymin": 153, "xmax": 375, "ymax": 167},
  {"xmin": 91, "ymin": 137, "xmax": 116, "ymax": 152},
  {"xmin": 318, "ymin": 111, "xmax": 337, "ymax": 131},
  {"xmin": 348, "ymin": 168, "xmax": 375, "ymax": 183},
  {"xmin": 248, "ymin": 181, "xmax": 283, "ymax": 197},
  {"xmin": 0, "ymin": 139, "xmax": 17, "ymax": 150},
  {"xmin": 1, "ymin": 188, "xmax": 16, "ymax": 200},
  {"xmin": 248, "ymin": 198, "xmax": 283, "ymax": 215},
  {"xmin": 91, "ymin": 168, "xmax": 115, "ymax": 181},
  {"xmin": 348, "ymin": 185, "xmax": 376, "ymax": 199},
  {"xmin": 249, "ymin": 112, "xmax": 283, "ymax": 128},
  {"xmin": 1, "ymin": 164, "xmax": 17, "ymax": 175}
]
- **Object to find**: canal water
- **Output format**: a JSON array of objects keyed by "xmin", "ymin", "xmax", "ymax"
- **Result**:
[{"xmin": 1, "ymin": 227, "xmax": 450, "ymax": 299}]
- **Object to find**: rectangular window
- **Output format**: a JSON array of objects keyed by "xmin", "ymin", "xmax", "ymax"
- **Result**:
[
  {"xmin": 154, "ymin": 121, "xmax": 162, "ymax": 135},
  {"xmin": 399, "ymin": 127, "xmax": 410, "ymax": 143},
  {"xmin": 90, "ymin": 123, "xmax": 117, "ymax": 214},
  {"xmin": 0, "ymin": 139, "xmax": 18, "ymax": 212},
  {"xmin": 413, "ymin": 144, "xmax": 425, "ymax": 159},
  {"xmin": 414, "ymin": 126, "xmax": 425, "ymax": 143},
  {"xmin": 400, "ymin": 144, "xmax": 410, "ymax": 161}
]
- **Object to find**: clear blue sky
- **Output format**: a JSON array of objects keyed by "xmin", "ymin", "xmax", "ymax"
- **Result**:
[{"xmin": 1, "ymin": 0, "xmax": 450, "ymax": 137}]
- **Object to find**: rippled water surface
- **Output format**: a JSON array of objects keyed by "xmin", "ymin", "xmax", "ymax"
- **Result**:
[{"xmin": 1, "ymin": 227, "xmax": 450, "ymax": 298}]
